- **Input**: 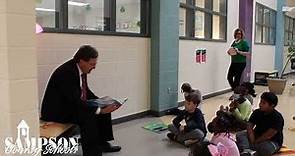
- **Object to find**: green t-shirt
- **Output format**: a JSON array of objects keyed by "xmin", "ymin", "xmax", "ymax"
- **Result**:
[{"xmin": 231, "ymin": 39, "xmax": 249, "ymax": 63}]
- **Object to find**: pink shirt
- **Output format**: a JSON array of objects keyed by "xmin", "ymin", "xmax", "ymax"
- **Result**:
[{"xmin": 209, "ymin": 133, "xmax": 239, "ymax": 156}]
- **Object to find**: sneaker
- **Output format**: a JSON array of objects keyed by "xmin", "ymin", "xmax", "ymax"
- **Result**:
[
  {"xmin": 184, "ymin": 139, "xmax": 198, "ymax": 147},
  {"xmin": 98, "ymin": 142, "xmax": 121, "ymax": 153},
  {"xmin": 167, "ymin": 133, "xmax": 176, "ymax": 141},
  {"xmin": 240, "ymin": 149, "xmax": 256, "ymax": 156}
]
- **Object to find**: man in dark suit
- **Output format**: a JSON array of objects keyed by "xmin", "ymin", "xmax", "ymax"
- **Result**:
[{"xmin": 41, "ymin": 45, "xmax": 121, "ymax": 156}]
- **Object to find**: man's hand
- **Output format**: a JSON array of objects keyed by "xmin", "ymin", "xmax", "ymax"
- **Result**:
[{"xmin": 100, "ymin": 104, "xmax": 121, "ymax": 114}]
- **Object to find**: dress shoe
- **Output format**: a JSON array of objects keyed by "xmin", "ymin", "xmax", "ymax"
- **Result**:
[{"xmin": 99, "ymin": 142, "xmax": 121, "ymax": 153}]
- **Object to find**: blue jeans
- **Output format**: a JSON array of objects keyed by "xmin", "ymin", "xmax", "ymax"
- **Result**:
[
  {"xmin": 168, "ymin": 124, "xmax": 204, "ymax": 143},
  {"xmin": 236, "ymin": 130, "xmax": 280, "ymax": 156}
]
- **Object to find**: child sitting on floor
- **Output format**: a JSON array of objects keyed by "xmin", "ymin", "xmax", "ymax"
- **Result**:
[
  {"xmin": 229, "ymin": 82, "xmax": 256, "ymax": 105},
  {"xmin": 181, "ymin": 83, "xmax": 202, "ymax": 100},
  {"xmin": 241, "ymin": 82, "xmax": 257, "ymax": 105},
  {"xmin": 237, "ymin": 92, "xmax": 284, "ymax": 156},
  {"xmin": 181, "ymin": 82, "xmax": 203, "ymax": 110},
  {"xmin": 221, "ymin": 86, "xmax": 252, "ymax": 122},
  {"xmin": 167, "ymin": 92, "xmax": 207, "ymax": 147},
  {"xmin": 189, "ymin": 111, "xmax": 243, "ymax": 156},
  {"xmin": 166, "ymin": 82, "xmax": 202, "ymax": 115}
]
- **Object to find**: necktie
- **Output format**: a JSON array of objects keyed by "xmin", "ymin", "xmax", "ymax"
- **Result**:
[{"xmin": 81, "ymin": 74, "xmax": 87, "ymax": 101}]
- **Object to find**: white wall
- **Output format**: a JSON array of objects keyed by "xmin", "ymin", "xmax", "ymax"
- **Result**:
[
  {"xmin": 36, "ymin": 34, "xmax": 150, "ymax": 119},
  {"xmin": 250, "ymin": 0, "xmax": 277, "ymax": 81},
  {"xmin": 178, "ymin": 0, "xmax": 239, "ymax": 101},
  {"xmin": 251, "ymin": 45, "xmax": 276, "ymax": 79}
]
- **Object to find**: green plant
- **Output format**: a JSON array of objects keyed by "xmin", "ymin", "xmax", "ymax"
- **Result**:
[{"xmin": 280, "ymin": 44, "xmax": 295, "ymax": 78}]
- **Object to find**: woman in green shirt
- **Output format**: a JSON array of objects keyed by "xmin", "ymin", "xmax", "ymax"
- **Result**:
[{"xmin": 227, "ymin": 28, "xmax": 250, "ymax": 90}]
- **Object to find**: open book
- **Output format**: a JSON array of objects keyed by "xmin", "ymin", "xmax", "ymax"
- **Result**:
[{"xmin": 87, "ymin": 96, "xmax": 128, "ymax": 108}]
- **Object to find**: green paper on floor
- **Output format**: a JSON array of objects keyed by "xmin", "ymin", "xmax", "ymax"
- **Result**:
[{"xmin": 143, "ymin": 121, "xmax": 168, "ymax": 134}]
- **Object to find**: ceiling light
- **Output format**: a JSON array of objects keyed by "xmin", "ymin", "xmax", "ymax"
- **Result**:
[
  {"xmin": 68, "ymin": 1, "xmax": 89, "ymax": 6},
  {"xmin": 282, "ymin": 6, "xmax": 295, "ymax": 12},
  {"xmin": 35, "ymin": 8, "xmax": 56, "ymax": 12}
]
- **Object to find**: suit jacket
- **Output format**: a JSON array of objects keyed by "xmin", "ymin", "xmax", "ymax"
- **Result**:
[{"xmin": 41, "ymin": 59, "xmax": 98, "ymax": 123}]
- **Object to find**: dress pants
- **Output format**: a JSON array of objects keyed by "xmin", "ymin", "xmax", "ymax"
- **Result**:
[
  {"xmin": 227, "ymin": 62, "xmax": 246, "ymax": 90},
  {"xmin": 77, "ymin": 111, "xmax": 114, "ymax": 156}
]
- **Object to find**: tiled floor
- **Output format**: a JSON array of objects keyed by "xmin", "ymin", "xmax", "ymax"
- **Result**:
[{"xmin": 75, "ymin": 76, "xmax": 295, "ymax": 156}]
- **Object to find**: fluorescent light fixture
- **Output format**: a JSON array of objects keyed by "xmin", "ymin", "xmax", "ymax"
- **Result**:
[
  {"xmin": 282, "ymin": 6, "xmax": 295, "ymax": 12},
  {"xmin": 68, "ymin": 1, "xmax": 89, "ymax": 6},
  {"xmin": 35, "ymin": 8, "xmax": 56, "ymax": 12}
]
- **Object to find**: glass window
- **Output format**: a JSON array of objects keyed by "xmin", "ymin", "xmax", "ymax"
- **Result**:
[
  {"xmin": 263, "ymin": 9, "xmax": 270, "ymax": 25},
  {"xmin": 116, "ymin": 0, "xmax": 141, "ymax": 33},
  {"xmin": 285, "ymin": 31, "xmax": 288, "ymax": 45},
  {"xmin": 195, "ymin": 0, "xmax": 205, "ymax": 8},
  {"xmin": 290, "ymin": 19, "xmax": 293, "ymax": 31},
  {"xmin": 284, "ymin": 16, "xmax": 295, "ymax": 45},
  {"xmin": 68, "ymin": 0, "xmax": 105, "ymax": 31},
  {"xmin": 256, "ymin": 6, "xmax": 263, "ymax": 24},
  {"xmin": 180, "ymin": 0, "xmax": 227, "ymax": 40},
  {"xmin": 255, "ymin": 3, "xmax": 276, "ymax": 45},
  {"xmin": 35, "ymin": 0, "xmax": 150, "ymax": 36},
  {"xmin": 255, "ymin": 25, "xmax": 262, "ymax": 43},
  {"xmin": 36, "ymin": 0, "xmax": 56, "ymax": 28},
  {"xmin": 213, "ymin": 0, "xmax": 226, "ymax": 13},
  {"xmin": 285, "ymin": 17, "xmax": 290, "ymax": 30},
  {"xmin": 195, "ymin": 11, "xmax": 205, "ymax": 38},
  {"xmin": 212, "ymin": 15, "xmax": 225, "ymax": 39},
  {"xmin": 213, "ymin": 0, "xmax": 220, "ymax": 12},
  {"xmin": 269, "ymin": 29, "xmax": 275, "ymax": 44},
  {"xmin": 270, "ymin": 11, "xmax": 276, "ymax": 28},
  {"xmin": 263, "ymin": 27, "xmax": 269, "ymax": 43},
  {"xmin": 179, "ymin": 8, "xmax": 186, "ymax": 36}
]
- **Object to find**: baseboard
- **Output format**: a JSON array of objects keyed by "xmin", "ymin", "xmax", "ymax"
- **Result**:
[
  {"xmin": 203, "ymin": 88, "xmax": 232, "ymax": 99},
  {"xmin": 111, "ymin": 88, "xmax": 233, "ymax": 122},
  {"xmin": 149, "ymin": 109, "xmax": 172, "ymax": 117},
  {"xmin": 112, "ymin": 111, "xmax": 151, "ymax": 125}
]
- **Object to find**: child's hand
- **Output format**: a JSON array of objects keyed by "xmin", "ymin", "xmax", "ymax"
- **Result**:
[
  {"xmin": 219, "ymin": 105, "xmax": 225, "ymax": 111},
  {"xmin": 225, "ymin": 106, "xmax": 229, "ymax": 111},
  {"xmin": 229, "ymin": 107, "xmax": 235, "ymax": 112},
  {"xmin": 229, "ymin": 101, "xmax": 238, "ymax": 108}
]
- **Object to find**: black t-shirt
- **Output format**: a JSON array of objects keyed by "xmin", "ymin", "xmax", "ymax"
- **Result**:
[
  {"xmin": 249, "ymin": 109, "xmax": 284, "ymax": 146},
  {"xmin": 172, "ymin": 108, "xmax": 207, "ymax": 136}
]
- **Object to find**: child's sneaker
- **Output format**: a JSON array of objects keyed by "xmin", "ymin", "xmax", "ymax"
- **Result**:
[
  {"xmin": 167, "ymin": 133, "xmax": 176, "ymax": 141},
  {"xmin": 240, "ymin": 149, "xmax": 256, "ymax": 156},
  {"xmin": 184, "ymin": 139, "xmax": 198, "ymax": 147}
]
